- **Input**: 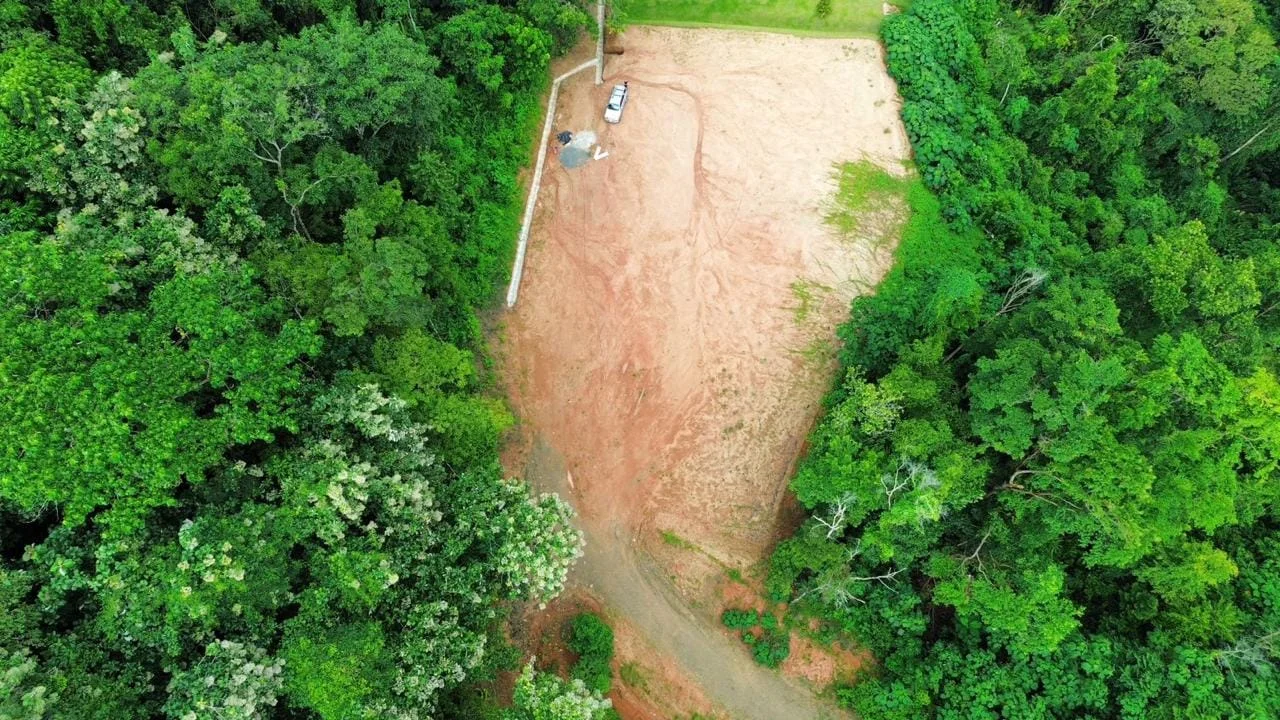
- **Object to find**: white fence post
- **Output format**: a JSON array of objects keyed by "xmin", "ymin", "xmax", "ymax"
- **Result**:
[
  {"xmin": 595, "ymin": 0, "xmax": 606, "ymax": 86},
  {"xmin": 505, "ymin": 59, "xmax": 599, "ymax": 308}
]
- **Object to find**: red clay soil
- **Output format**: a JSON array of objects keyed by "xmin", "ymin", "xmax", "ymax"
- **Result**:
[{"xmin": 498, "ymin": 26, "xmax": 909, "ymax": 720}]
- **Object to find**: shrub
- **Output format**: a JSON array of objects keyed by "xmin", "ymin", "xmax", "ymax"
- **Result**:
[
  {"xmin": 815, "ymin": 0, "xmax": 833, "ymax": 19},
  {"xmin": 568, "ymin": 613, "xmax": 614, "ymax": 694},
  {"xmin": 568, "ymin": 613, "xmax": 613, "ymax": 659},
  {"xmin": 574, "ymin": 658, "xmax": 612, "ymax": 695},
  {"xmin": 752, "ymin": 628, "xmax": 791, "ymax": 668},
  {"xmin": 721, "ymin": 609, "xmax": 760, "ymax": 631}
]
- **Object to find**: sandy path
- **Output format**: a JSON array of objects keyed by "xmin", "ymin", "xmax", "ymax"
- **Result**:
[{"xmin": 499, "ymin": 27, "xmax": 909, "ymax": 719}]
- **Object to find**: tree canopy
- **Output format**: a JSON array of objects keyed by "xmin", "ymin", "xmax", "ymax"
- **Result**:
[
  {"xmin": 0, "ymin": 1, "xmax": 593, "ymax": 718},
  {"xmin": 771, "ymin": 0, "xmax": 1280, "ymax": 716}
]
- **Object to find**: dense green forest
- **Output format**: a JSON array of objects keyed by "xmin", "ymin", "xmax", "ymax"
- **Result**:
[
  {"xmin": 771, "ymin": 0, "xmax": 1280, "ymax": 716},
  {"xmin": 0, "ymin": 1, "xmax": 618, "ymax": 718}
]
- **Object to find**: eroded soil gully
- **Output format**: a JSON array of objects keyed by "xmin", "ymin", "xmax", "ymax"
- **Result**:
[{"xmin": 498, "ymin": 27, "xmax": 909, "ymax": 720}]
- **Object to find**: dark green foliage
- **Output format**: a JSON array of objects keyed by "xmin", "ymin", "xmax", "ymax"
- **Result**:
[
  {"xmin": 0, "ymin": 2, "xmax": 592, "ymax": 719},
  {"xmin": 721, "ymin": 608, "xmax": 760, "ymax": 630},
  {"xmin": 568, "ymin": 613, "xmax": 615, "ymax": 695},
  {"xmin": 774, "ymin": 0, "xmax": 1280, "ymax": 716},
  {"xmin": 750, "ymin": 628, "xmax": 791, "ymax": 669},
  {"xmin": 721, "ymin": 609, "xmax": 791, "ymax": 668}
]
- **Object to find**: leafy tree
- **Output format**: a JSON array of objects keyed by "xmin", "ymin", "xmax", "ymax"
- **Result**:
[
  {"xmin": 505, "ymin": 663, "xmax": 616, "ymax": 720},
  {"xmin": 0, "ymin": 31, "xmax": 91, "ymax": 195},
  {"xmin": 163, "ymin": 640, "xmax": 285, "ymax": 720}
]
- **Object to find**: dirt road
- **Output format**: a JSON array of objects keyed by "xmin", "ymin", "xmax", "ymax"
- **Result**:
[
  {"xmin": 499, "ymin": 27, "xmax": 909, "ymax": 719},
  {"xmin": 523, "ymin": 438, "xmax": 845, "ymax": 720}
]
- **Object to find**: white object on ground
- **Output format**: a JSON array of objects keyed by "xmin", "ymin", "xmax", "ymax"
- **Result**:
[
  {"xmin": 595, "ymin": 0, "xmax": 605, "ymax": 85},
  {"xmin": 567, "ymin": 130, "xmax": 597, "ymax": 150},
  {"xmin": 594, "ymin": 147, "xmax": 609, "ymax": 160}
]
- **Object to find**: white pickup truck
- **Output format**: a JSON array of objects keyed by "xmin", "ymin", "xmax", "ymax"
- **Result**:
[{"xmin": 604, "ymin": 83, "xmax": 629, "ymax": 123}]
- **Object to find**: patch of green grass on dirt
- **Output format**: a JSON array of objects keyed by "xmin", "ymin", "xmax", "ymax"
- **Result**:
[
  {"xmin": 789, "ymin": 279, "xmax": 832, "ymax": 324},
  {"xmin": 791, "ymin": 336, "xmax": 836, "ymax": 367},
  {"xmin": 619, "ymin": 661, "xmax": 648, "ymax": 689},
  {"xmin": 661, "ymin": 529, "xmax": 697, "ymax": 550},
  {"xmin": 824, "ymin": 159, "xmax": 911, "ymax": 241},
  {"xmin": 614, "ymin": 0, "xmax": 902, "ymax": 38}
]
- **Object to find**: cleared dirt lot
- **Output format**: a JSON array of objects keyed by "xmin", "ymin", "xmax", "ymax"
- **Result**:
[{"xmin": 499, "ymin": 26, "xmax": 909, "ymax": 719}]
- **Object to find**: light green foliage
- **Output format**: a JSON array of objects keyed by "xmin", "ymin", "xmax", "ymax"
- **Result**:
[
  {"xmin": 614, "ymin": 0, "xmax": 892, "ymax": 38},
  {"xmin": 824, "ymin": 160, "xmax": 910, "ymax": 241},
  {"xmin": 1, "ymin": 649, "xmax": 52, "ymax": 720},
  {"xmin": 371, "ymin": 328, "xmax": 515, "ymax": 466},
  {"xmin": 1149, "ymin": 0, "xmax": 1277, "ymax": 119},
  {"xmin": 506, "ymin": 662, "xmax": 615, "ymax": 720},
  {"xmin": 931, "ymin": 562, "xmax": 1081, "ymax": 656},
  {"xmin": 618, "ymin": 662, "xmax": 646, "ymax": 689},
  {"xmin": 660, "ymin": 529, "xmax": 696, "ymax": 549},
  {"xmin": 282, "ymin": 622, "xmax": 388, "ymax": 720},
  {"xmin": 163, "ymin": 640, "xmax": 284, "ymax": 720},
  {"xmin": 0, "ymin": 215, "xmax": 318, "ymax": 532},
  {"xmin": 270, "ymin": 382, "xmax": 580, "ymax": 713},
  {"xmin": 29, "ymin": 72, "xmax": 154, "ymax": 211},
  {"xmin": 492, "ymin": 483, "xmax": 583, "ymax": 603},
  {"xmin": 0, "ymin": 32, "xmax": 90, "ymax": 193},
  {"xmin": 1136, "ymin": 220, "xmax": 1260, "ymax": 323}
]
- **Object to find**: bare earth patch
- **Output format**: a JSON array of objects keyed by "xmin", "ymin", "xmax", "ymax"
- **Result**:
[
  {"xmin": 784, "ymin": 632, "xmax": 873, "ymax": 692},
  {"xmin": 500, "ymin": 26, "xmax": 909, "ymax": 720}
]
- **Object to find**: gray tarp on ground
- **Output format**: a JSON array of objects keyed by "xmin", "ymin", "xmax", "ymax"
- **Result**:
[{"xmin": 560, "ymin": 130, "xmax": 598, "ymax": 169}]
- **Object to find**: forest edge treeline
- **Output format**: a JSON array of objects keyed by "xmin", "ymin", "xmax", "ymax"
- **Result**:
[
  {"xmin": 0, "ymin": 2, "xmax": 619, "ymax": 719},
  {"xmin": 769, "ymin": 0, "xmax": 1280, "ymax": 716}
]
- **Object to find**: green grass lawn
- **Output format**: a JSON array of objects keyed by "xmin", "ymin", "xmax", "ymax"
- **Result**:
[{"xmin": 614, "ymin": 0, "xmax": 902, "ymax": 38}]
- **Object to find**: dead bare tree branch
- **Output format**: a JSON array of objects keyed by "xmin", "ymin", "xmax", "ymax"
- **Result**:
[
  {"xmin": 1222, "ymin": 116, "xmax": 1278, "ymax": 163},
  {"xmin": 995, "ymin": 268, "xmax": 1050, "ymax": 318},
  {"xmin": 813, "ymin": 492, "xmax": 857, "ymax": 540}
]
